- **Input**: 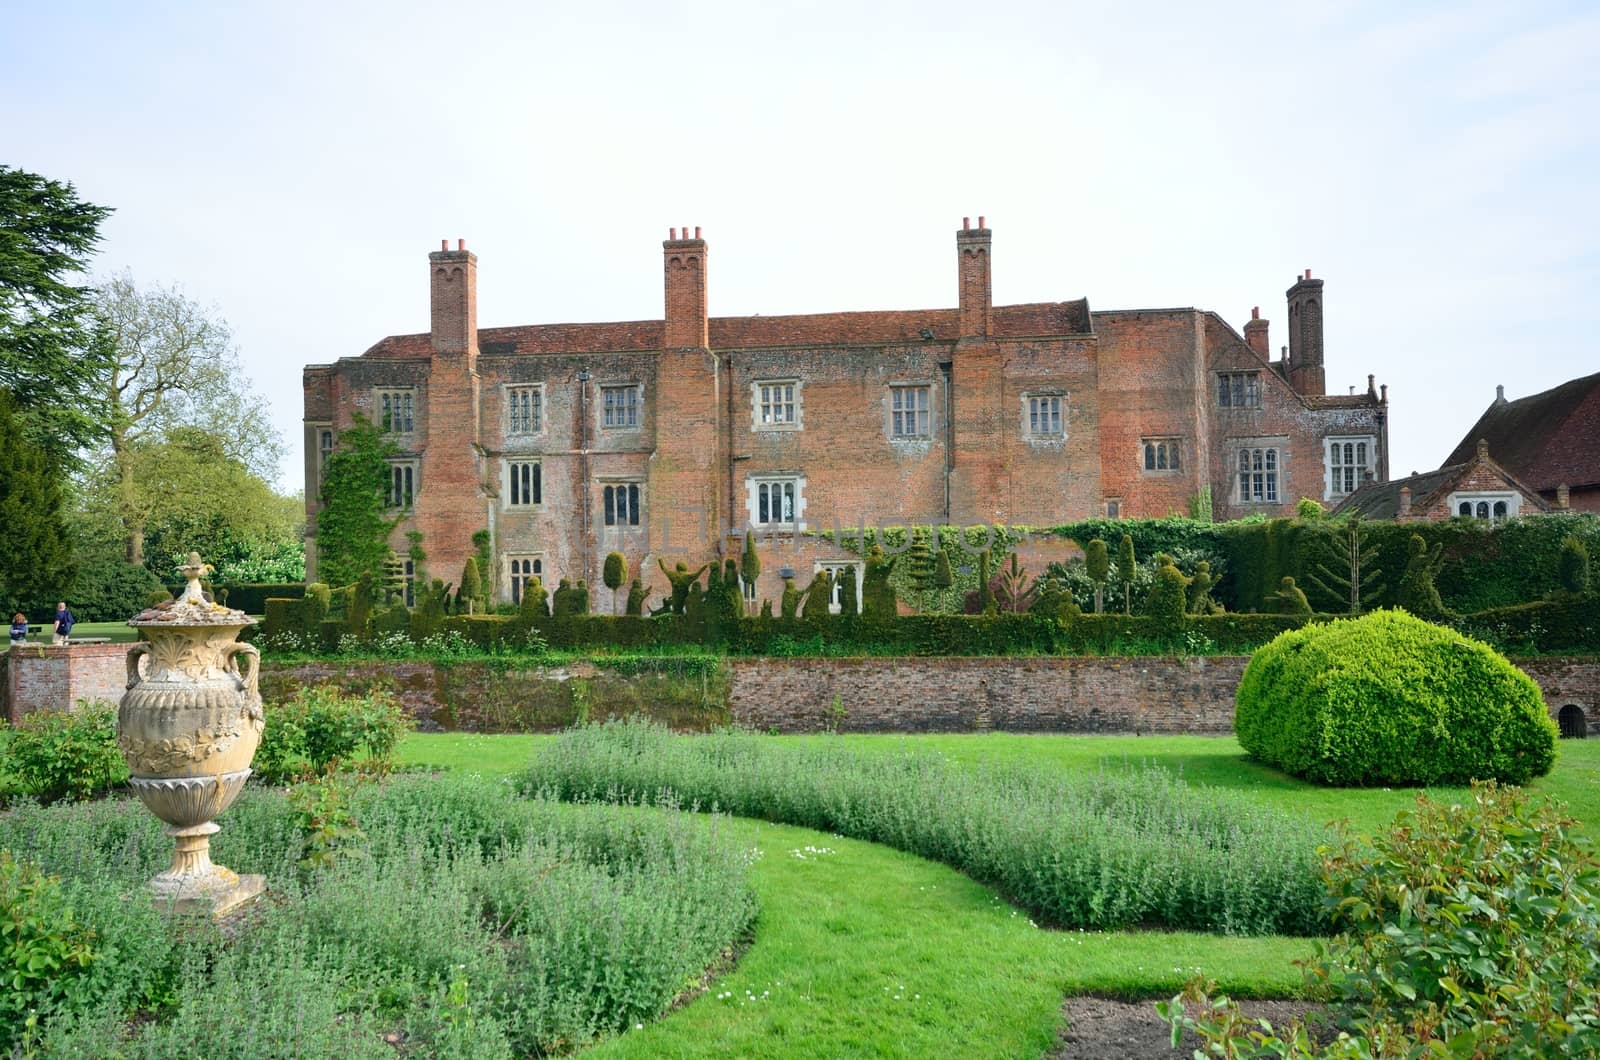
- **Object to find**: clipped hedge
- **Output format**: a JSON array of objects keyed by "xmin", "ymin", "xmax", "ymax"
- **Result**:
[
  {"xmin": 1236, "ymin": 610, "xmax": 1557, "ymax": 786},
  {"xmin": 165, "ymin": 582, "xmax": 305, "ymax": 615},
  {"xmin": 1456, "ymin": 594, "xmax": 1600, "ymax": 654}
]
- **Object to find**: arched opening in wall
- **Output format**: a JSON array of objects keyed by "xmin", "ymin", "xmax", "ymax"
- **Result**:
[{"xmin": 1559, "ymin": 704, "xmax": 1587, "ymax": 739}]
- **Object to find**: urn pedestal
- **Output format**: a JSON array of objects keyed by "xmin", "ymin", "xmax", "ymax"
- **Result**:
[{"xmin": 121, "ymin": 553, "xmax": 266, "ymax": 917}]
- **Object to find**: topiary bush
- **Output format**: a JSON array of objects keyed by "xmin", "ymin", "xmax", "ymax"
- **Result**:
[{"xmin": 1236, "ymin": 610, "xmax": 1556, "ymax": 787}]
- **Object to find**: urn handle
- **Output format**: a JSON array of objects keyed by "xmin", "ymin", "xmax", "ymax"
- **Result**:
[
  {"xmin": 225, "ymin": 642, "xmax": 260, "ymax": 699},
  {"xmin": 125, "ymin": 642, "xmax": 152, "ymax": 690}
]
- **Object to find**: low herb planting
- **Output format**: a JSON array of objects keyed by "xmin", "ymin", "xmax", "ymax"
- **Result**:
[
  {"xmin": 0, "ymin": 775, "xmax": 756, "ymax": 1056},
  {"xmin": 521, "ymin": 720, "xmax": 1325, "ymax": 935}
]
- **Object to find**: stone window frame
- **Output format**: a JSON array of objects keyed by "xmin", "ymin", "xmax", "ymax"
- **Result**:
[
  {"xmin": 386, "ymin": 458, "xmax": 418, "ymax": 510},
  {"xmin": 814, "ymin": 559, "xmax": 864, "ymax": 615},
  {"xmin": 599, "ymin": 382, "xmax": 643, "ymax": 431},
  {"xmin": 745, "ymin": 473, "xmax": 807, "ymax": 531},
  {"xmin": 1235, "ymin": 443, "xmax": 1283, "ymax": 505},
  {"xmin": 601, "ymin": 479, "xmax": 644, "ymax": 529},
  {"xmin": 308, "ymin": 422, "xmax": 333, "ymax": 495},
  {"xmin": 1140, "ymin": 437, "xmax": 1183, "ymax": 474},
  {"xmin": 887, "ymin": 382, "xmax": 934, "ymax": 440},
  {"xmin": 374, "ymin": 387, "xmax": 417, "ymax": 435},
  {"xmin": 1104, "ymin": 498, "xmax": 1123, "ymax": 519},
  {"xmin": 504, "ymin": 553, "xmax": 546, "ymax": 605},
  {"xmin": 1324, "ymin": 435, "xmax": 1377, "ymax": 500},
  {"xmin": 504, "ymin": 458, "xmax": 543, "ymax": 509},
  {"xmin": 751, "ymin": 378, "xmax": 802, "ymax": 431},
  {"xmin": 1448, "ymin": 490, "xmax": 1520, "ymax": 522},
  {"xmin": 1022, "ymin": 390, "xmax": 1067, "ymax": 439},
  {"xmin": 1216, "ymin": 371, "xmax": 1262, "ymax": 409},
  {"xmin": 504, "ymin": 383, "xmax": 545, "ymax": 439}
]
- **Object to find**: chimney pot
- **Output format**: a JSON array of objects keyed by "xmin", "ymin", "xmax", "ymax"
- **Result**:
[
  {"xmin": 978, "ymin": 215, "xmax": 985, "ymax": 228},
  {"xmin": 440, "ymin": 239, "xmax": 448, "ymax": 251},
  {"xmin": 1495, "ymin": 384, "xmax": 1506, "ymax": 402},
  {"xmin": 963, "ymin": 216, "xmax": 970, "ymax": 230},
  {"xmin": 1381, "ymin": 384, "xmax": 1388, "ymax": 402},
  {"xmin": 457, "ymin": 239, "xmax": 465, "ymax": 251},
  {"xmin": 694, "ymin": 225, "xmax": 701, "ymax": 239},
  {"xmin": 1251, "ymin": 306, "xmax": 1260, "ymax": 319},
  {"xmin": 1304, "ymin": 268, "xmax": 1311, "ymax": 280},
  {"xmin": 670, "ymin": 228, "xmax": 677, "ymax": 240}
]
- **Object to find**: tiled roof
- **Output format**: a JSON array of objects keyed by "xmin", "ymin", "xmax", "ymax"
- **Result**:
[
  {"xmin": 1334, "ymin": 465, "xmax": 1461, "ymax": 519},
  {"xmin": 358, "ymin": 300, "xmax": 1093, "ymax": 360},
  {"xmin": 1443, "ymin": 372, "xmax": 1600, "ymax": 490}
]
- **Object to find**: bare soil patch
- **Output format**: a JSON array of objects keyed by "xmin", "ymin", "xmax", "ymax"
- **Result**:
[{"xmin": 1055, "ymin": 995, "xmax": 1327, "ymax": 1059}]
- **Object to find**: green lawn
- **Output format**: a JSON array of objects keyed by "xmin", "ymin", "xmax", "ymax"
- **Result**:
[
  {"xmin": 392, "ymin": 730, "xmax": 1600, "ymax": 1057},
  {"xmin": 9, "ymin": 619, "xmax": 143, "ymax": 644}
]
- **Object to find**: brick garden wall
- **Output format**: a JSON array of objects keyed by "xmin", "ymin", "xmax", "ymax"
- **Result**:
[
  {"xmin": 4, "ymin": 644, "xmax": 130, "ymax": 724},
  {"xmin": 8, "ymin": 644, "xmax": 1595, "ymax": 737}
]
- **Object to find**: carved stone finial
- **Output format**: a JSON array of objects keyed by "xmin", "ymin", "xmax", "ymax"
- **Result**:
[{"xmin": 177, "ymin": 551, "xmax": 213, "ymax": 604}]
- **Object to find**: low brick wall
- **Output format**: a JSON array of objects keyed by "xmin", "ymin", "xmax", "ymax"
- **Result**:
[
  {"xmin": 7, "ymin": 643, "xmax": 1595, "ymax": 736},
  {"xmin": 4, "ymin": 643, "xmax": 130, "ymax": 724}
]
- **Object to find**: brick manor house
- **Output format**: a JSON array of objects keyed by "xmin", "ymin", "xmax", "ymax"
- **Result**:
[{"xmin": 302, "ymin": 220, "xmax": 1390, "ymax": 609}]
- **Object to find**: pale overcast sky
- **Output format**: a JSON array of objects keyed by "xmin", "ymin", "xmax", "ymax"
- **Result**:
[{"xmin": 5, "ymin": 0, "xmax": 1596, "ymax": 492}]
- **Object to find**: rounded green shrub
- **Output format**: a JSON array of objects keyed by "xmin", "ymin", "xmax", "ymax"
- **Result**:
[{"xmin": 1236, "ymin": 609, "xmax": 1556, "ymax": 786}]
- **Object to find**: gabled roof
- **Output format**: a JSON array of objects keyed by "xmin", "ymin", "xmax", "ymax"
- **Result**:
[
  {"xmin": 1443, "ymin": 372, "xmax": 1600, "ymax": 491},
  {"xmin": 1333, "ymin": 445, "xmax": 1550, "ymax": 519}
]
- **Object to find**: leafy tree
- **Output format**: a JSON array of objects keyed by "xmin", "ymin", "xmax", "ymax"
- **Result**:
[
  {"xmin": 0, "ymin": 165, "xmax": 114, "ymax": 454},
  {"xmin": 0, "ymin": 390, "xmax": 73, "ymax": 613},
  {"xmin": 1084, "ymin": 538, "xmax": 1110, "ymax": 614},
  {"xmin": 1116, "ymin": 534, "xmax": 1136, "ymax": 615},
  {"xmin": 1296, "ymin": 497, "xmax": 1325, "ymax": 520},
  {"xmin": 92, "ymin": 273, "xmax": 282, "ymax": 563},
  {"xmin": 1304, "ymin": 515, "xmax": 1385, "ymax": 614},
  {"xmin": 315, "ymin": 417, "xmax": 399, "ymax": 588},
  {"xmin": 603, "ymin": 551, "xmax": 627, "ymax": 613},
  {"xmin": 1558, "ymin": 536, "xmax": 1590, "ymax": 596}
]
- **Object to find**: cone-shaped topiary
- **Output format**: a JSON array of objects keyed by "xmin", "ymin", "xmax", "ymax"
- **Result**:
[
  {"xmin": 1236, "ymin": 610, "xmax": 1557, "ymax": 786},
  {"xmin": 603, "ymin": 552, "xmax": 627, "ymax": 613},
  {"xmin": 933, "ymin": 548, "xmax": 953, "ymax": 589},
  {"xmin": 458, "ymin": 557, "xmax": 482, "ymax": 615},
  {"xmin": 1116, "ymin": 535, "xmax": 1136, "ymax": 615},
  {"xmin": 1085, "ymin": 538, "xmax": 1110, "ymax": 614}
]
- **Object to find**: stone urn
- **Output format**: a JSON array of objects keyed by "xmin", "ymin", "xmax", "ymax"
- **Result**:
[{"xmin": 120, "ymin": 552, "xmax": 265, "ymax": 916}]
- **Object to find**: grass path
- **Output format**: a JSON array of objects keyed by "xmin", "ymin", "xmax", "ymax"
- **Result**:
[{"xmin": 395, "ymin": 731, "xmax": 1600, "ymax": 1056}]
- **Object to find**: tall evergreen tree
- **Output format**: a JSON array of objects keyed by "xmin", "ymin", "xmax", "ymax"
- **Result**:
[
  {"xmin": 0, "ymin": 390, "xmax": 73, "ymax": 612},
  {"xmin": 0, "ymin": 166, "xmax": 114, "ymax": 455}
]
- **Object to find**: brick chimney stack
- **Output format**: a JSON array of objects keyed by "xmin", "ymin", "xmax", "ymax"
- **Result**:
[
  {"xmin": 429, "ymin": 238, "xmax": 478, "ymax": 358},
  {"xmin": 1398, "ymin": 486, "xmax": 1412, "ymax": 519},
  {"xmin": 663, "ymin": 226, "xmax": 709, "ymax": 348},
  {"xmin": 1556, "ymin": 483, "xmax": 1571, "ymax": 510},
  {"xmin": 956, "ymin": 216, "xmax": 992, "ymax": 340},
  {"xmin": 1243, "ymin": 306, "xmax": 1269, "ymax": 358},
  {"xmin": 1286, "ymin": 268, "xmax": 1325, "ymax": 396}
]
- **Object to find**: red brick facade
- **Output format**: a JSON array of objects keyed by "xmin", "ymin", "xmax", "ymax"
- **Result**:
[{"xmin": 302, "ymin": 223, "xmax": 1388, "ymax": 607}]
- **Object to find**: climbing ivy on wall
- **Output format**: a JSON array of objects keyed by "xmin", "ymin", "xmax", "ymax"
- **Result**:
[{"xmin": 315, "ymin": 416, "xmax": 399, "ymax": 588}]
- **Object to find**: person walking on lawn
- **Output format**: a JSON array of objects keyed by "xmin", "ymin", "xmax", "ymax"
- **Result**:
[
  {"xmin": 52, "ymin": 602, "xmax": 75, "ymax": 645},
  {"xmin": 9, "ymin": 612, "xmax": 27, "ymax": 645}
]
